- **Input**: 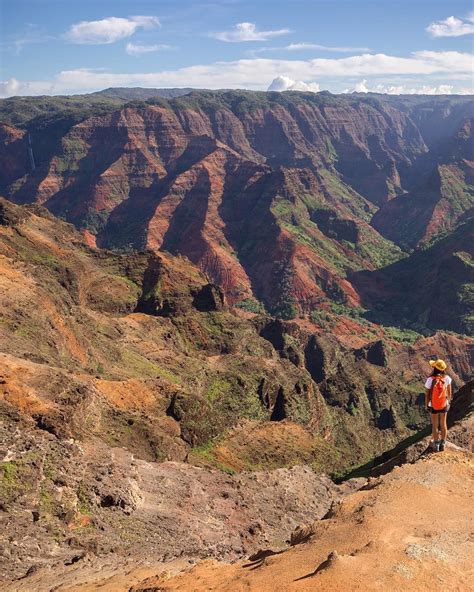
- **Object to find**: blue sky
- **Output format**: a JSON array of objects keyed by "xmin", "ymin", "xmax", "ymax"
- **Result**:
[{"xmin": 0, "ymin": 0, "xmax": 473, "ymax": 96}]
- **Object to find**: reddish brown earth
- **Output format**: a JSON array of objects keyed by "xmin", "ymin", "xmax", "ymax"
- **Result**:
[
  {"xmin": 2, "ymin": 91, "xmax": 471, "ymax": 327},
  {"xmin": 0, "ymin": 89, "xmax": 472, "ymax": 590},
  {"xmin": 0, "ymin": 199, "xmax": 471, "ymax": 586},
  {"xmin": 128, "ymin": 446, "xmax": 474, "ymax": 592}
]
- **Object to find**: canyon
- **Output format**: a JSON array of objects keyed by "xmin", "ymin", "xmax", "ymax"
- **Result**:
[{"xmin": 0, "ymin": 89, "xmax": 472, "ymax": 589}]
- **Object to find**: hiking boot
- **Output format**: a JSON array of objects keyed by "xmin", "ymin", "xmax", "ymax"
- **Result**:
[
  {"xmin": 430, "ymin": 440, "xmax": 440, "ymax": 452},
  {"xmin": 439, "ymin": 440, "xmax": 445, "ymax": 451}
]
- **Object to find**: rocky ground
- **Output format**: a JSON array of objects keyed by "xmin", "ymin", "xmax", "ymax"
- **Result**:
[
  {"xmin": 129, "ymin": 446, "xmax": 474, "ymax": 592},
  {"xmin": 1, "ymin": 381, "xmax": 471, "ymax": 591},
  {"xmin": 2, "ymin": 406, "xmax": 471, "ymax": 591},
  {"xmin": 0, "ymin": 408, "xmax": 354, "ymax": 584}
]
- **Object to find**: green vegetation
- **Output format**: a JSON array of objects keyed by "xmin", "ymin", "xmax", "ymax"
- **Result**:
[
  {"xmin": 54, "ymin": 137, "xmax": 88, "ymax": 175},
  {"xmin": 325, "ymin": 139, "xmax": 338, "ymax": 163},
  {"xmin": 310, "ymin": 309, "xmax": 335, "ymax": 329},
  {"xmin": 205, "ymin": 377, "xmax": 232, "ymax": 403},
  {"xmin": 382, "ymin": 326, "xmax": 422, "ymax": 345},
  {"xmin": 355, "ymin": 233, "xmax": 404, "ymax": 269},
  {"xmin": 190, "ymin": 440, "xmax": 236, "ymax": 474},
  {"xmin": 81, "ymin": 209, "xmax": 110, "ymax": 234},
  {"xmin": 329, "ymin": 302, "xmax": 367, "ymax": 318},
  {"xmin": 310, "ymin": 442, "xmax": 342, "ymax": 474},
  {"xmin": 39, "ymin": 485, "xmax": 54, "ymax": 512},
  {"xmin": 335, "ymin": 425, "xmax": 431, "ymax": 482},
  {"xmin": 0, "ymin": 458, "xmax": 36, "ymax": 504},
  {"xmin": 269, "ymin": 261, "xmax": 299, "ymax": 320},
  {"xmin": 77, "ymin": 483, "xmax": 92, "ymax": 515},
  {"xmin": 317, "ymin": 169, "xmax": 374, "ymax": 222},
  {"xmin": 235, "ymin": 298, "xmax": 266, "ymax": 314},
  {"xmin": 0, "ymin": 95, "xmax": 124, "ymax": 128},
  {"xmin": 439, "ymin": 165, "xmax": 474, "ymax": 218},
  {"xmin": 455, "ymin": 252, "xmax": 474, "ymax": 267},
  {"xmin": 120, "ymin": 350, "xmax": 181, "ymax": 383},
  {"xmin": 458, "ymin": 282, "xmax": 474, "ymax": 333},
  {"xmin": 272, "ymin": 297, "xmax": 298, "ymax": 321},
  {"xmin": 1, "ymin": 461, "xmax": 17, "ymax": 484}
]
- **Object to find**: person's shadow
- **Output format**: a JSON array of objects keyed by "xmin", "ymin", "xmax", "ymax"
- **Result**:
[{"xmin": 294, "ymin": 551, "xmax": 339, "ymax": 581}]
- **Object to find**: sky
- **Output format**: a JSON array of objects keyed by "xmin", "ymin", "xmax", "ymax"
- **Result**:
[{"xmin": 0, "ymin": 0, "xmax": 473, "ymax": 97}]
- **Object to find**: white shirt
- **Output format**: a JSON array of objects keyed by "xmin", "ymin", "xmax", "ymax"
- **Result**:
[
  {"xmin": 424, "ymin": 375, "xmax": 452, "ymax": 389},
  {"xmin": 425, "ymin": 375, "xmax": 452, "ymax": 407}
]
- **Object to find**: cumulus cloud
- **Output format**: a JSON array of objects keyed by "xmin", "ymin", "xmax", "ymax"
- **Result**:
[
  {"xmin": 344, "ymin": 79, "xmax": 472, "ymax": 95},
  {"xmin": 212, "ymin": 22, "xmax": 290, "ymax": 42},
  {"xmin": 268, "ymin": 76, "xmax": 320, "ymax": 92},
  {"xmin": 64, "ymin": 16, "xmax": 160, "ymax": 45},
  {"xmin": 126, "ymin": 42, "xmax": 173, "ymax": 56},
  {"xmin": 0, "ymin": 78, "xmax": 22, "ymax": 96},
  {"xmin": 0, "ymin": 77, "xmax": 54, "ymax": 97},
  {"xmin": 1, "ymin": 51, "xmax": 472, "ymax": 97},
  {"xmin": 427, "ymin": 15, "xmax": 474, "ymax": 37}
]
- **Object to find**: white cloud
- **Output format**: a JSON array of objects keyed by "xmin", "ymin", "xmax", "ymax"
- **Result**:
[
  {"xmin": 51, "ymin": 52, "xmax": 471, "ymax": 88},
  {"xmin": 1, "ymin": 51, "xmax": 472, "ymax": 97},
  {"xmin": 64, "ymin": 16, "xmax": 160, "ymax": 45},
  {"xmin": 0, "ymin": 77, "xmax": 54, "ymax": 97},
  {"xmin": 0, "ymin": 78, "xmax": 22, "ymax": 96},
  {"xmin": 351, "ymin": 79, "xmax": 370, "ymax": 93},
  {"xmin": 284, "ymin": 43, "xmax": 371, "ymax": 52},
  {"xmin": 268, "ymin": 76, "xmax": 320, "ymax": 92},
  {"xmin": 212, "ymin": 22, "xmax": 291, "ymax": 42},
  {"xmin": 126, "ymin": 42, "xmax": 173, "ymax": 56},
  {"xmin": 344, "ymin": 79, "xmax": 472, "ymax": 95},
  {"xmin": 427, "ymin": 15, "xmax": 474, "ymax": 37}
]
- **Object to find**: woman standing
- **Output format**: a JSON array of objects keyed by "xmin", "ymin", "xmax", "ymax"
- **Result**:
[{"xmin": 424, "ymin": 359, "xmax": 453, "ymax": 452}]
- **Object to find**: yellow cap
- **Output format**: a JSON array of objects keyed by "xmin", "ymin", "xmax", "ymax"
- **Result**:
[{"xmin": 429, "ymin": 359, "xmax": 447, "ymax": 371}]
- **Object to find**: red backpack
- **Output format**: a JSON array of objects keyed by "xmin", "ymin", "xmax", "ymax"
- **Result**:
[{"xmin": 430, "ymin": 375, "xmax": 448, "ymax": 410}]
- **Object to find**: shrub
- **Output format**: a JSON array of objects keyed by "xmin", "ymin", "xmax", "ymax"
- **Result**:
[{"xmin": 235, "ymin": 298, "xmax": 265, "ymax": 314}]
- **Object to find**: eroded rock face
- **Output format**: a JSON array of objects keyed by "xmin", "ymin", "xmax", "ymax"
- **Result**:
[
  {"xmin": 355, "ymin": 340, "xmax": 388, "ymax": 367},
  {"xmin": 0, "ymin": 409, "xmax": 345, "ymax": 581},
  {"xmin": 131, "ymin": 447, "xmax": 474, "ymax": 592},
  {"xmin": 2, "ymin": 92, "xmax": 471, "ymax": 325},
  {"xmin": 0, "ymin": 125, "xmax": 29, "ymax": 188},
  {"xmin": 192, "ymin": 284, "xmax": 226, "ymax": 312},
  {"xmin": 353, "ymin": 218, "xmax": 474, "ymax": 334},
  {"xmin": 0, "ymin": 197, "xmax": 30, "ymax": 226}
]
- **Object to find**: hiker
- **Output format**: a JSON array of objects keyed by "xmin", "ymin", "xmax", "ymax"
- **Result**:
[{"xmin": 424, "ymin": 359, "xmax": 452, "ymax": 452}]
